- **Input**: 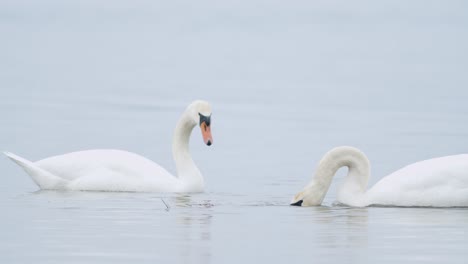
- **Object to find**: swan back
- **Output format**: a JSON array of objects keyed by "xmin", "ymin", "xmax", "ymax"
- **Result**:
[
  {"xmin": 366, "ymin": 154, "xmax": 468, "ymax": 207},
  {"xmin": 36, "ymin": 150, "xmax": 172, "ymax": 181}
]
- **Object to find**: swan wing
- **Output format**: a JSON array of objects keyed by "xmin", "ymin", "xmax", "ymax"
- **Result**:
[
  {"xmin": 12, "ymin": 149, "xmax": 181, "ymax": 192},
  {"xmin": 367, "ymin": 154, "xmax": 468, "ymax": 207},
  {"xmin": 4, "ymin": 152, "xmax": 67, "ymax": 189}
]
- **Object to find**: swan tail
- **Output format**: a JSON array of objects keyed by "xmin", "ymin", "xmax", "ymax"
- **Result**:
[{"xmin": 3, "ymin": 151, "xmax": 67, "ymax": 189}]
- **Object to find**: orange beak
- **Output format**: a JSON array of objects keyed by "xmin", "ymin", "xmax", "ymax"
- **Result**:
[{"xmin": 200, "ymin": 122, "xmax": 213, "ymax": 146}]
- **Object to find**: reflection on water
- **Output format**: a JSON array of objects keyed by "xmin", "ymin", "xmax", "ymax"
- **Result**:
[
  {"xmin": 2, "ymin": 186, "xmax": 468, "ymax": 263},
  {"xmin": 302, "ymin": 206, "xmax": 370, "ymax": 250},
  {"xmin": 170, "ymin": 195, "xmax": 213, "ymax": 264}
]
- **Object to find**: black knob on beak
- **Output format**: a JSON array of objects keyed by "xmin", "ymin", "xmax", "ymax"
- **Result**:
[{"xmin": 207, "ymin": 140, "xmax": 212, "ymax": 146}]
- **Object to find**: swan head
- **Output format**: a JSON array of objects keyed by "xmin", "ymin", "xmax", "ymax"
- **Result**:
[
  {"xmin": 290, "ymin": 181, "xmax": 324, "ymax": 207},
  {"xmin": 187, "ymin": 100, "xmax": 213, "ymax": 146}
]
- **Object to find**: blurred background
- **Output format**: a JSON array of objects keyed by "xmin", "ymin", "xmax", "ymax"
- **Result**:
[{"xmin": 1, "ymin": 1, "xmax": 467, "ymax": 263}]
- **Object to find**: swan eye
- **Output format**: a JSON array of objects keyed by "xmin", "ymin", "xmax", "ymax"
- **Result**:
[
  {"xmin": 290, "ymin": 200, "xmax": 303, "ymax": 206},
  {"xmin": 199, "ymin": 113, "xmax": 211, "ymax": 126}
]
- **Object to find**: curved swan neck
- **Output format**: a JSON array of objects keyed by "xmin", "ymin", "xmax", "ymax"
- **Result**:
[
  {"xmin": 311, "ymin": 146, "xmax": 370, "ymax": 204},
  {"xmin": 172, "ymin": 111, "xmax": 202, "ymax": 186}
]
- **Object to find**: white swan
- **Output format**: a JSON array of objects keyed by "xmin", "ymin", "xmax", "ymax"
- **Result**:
[
  {"xmin": 291, "ymin": 146, "xmax": 468, "ymax": 207},
  {"xmin": 4, "ymin": 100, "xmax": 213, "ymax": 192}
]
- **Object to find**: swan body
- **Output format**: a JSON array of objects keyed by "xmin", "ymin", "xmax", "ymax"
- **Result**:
[
  {"xmin": 291, "ymin": 146, "xmax": 468, "ymax": 207},
  {"xmin": 4, "ymin": 100, "xmax": 213, "ymax": 192}
]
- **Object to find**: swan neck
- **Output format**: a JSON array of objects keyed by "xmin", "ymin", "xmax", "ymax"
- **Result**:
[
  {"xmin": 172, "ymin": 112, "xmax": 202, "ymax": 185},
  {"xmin": 312, "ymin": 147, "xmax": 370, "ymax": 205}
]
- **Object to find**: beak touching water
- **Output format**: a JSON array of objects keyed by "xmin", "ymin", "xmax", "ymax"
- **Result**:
[
  {"xmin": 290, "ymin": 200, "xmax": 303, "ymax": 206},
  {"xmin": 199, "ymin": 113, "xmax": 212, "ymax": 146}
]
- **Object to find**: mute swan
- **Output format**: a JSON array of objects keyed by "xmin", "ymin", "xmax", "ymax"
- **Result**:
[
  {"xmin": 4, "ymin": 100, "xmax": 213, "ymax": 192},
  {"xmin": 291, "ymin": 146, "xmax": 468, "ymax": 207}
]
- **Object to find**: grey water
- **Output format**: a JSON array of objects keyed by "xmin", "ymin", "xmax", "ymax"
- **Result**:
[{"xmin": 1, "ymin": 1, "xmax": 468, "ymax": 263}]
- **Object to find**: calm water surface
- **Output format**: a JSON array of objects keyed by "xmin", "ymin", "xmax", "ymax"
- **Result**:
[{"xmin": 1, "ymin": 1, "xmax": 468, "ymax": 263}]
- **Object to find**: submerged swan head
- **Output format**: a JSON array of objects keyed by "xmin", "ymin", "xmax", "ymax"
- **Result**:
[
  {"xmin": 290, "ymin": 181, "xmax": 325, "ymax": 206},
  {"xmin": 290, "ymin": 146, "xmax": 370, "ymax": 207},
  {"xmin": 186, "ymin": 100, "xmax": 213, "ymax": 146}
]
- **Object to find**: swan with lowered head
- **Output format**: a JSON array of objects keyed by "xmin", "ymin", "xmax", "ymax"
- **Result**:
[
  {"xmin": 4, "ymin": 100, "xmax": 213, "ymax": 192},
  {"xmin": 291, "ymin": 146, "xmax": 468, "ymax": 207}
]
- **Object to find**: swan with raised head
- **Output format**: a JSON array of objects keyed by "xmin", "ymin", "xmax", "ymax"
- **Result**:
[
  {"xmin": 4, "ymin": 100, "xmax": 213, "ymax": 192},
  {"xmin": 291, "ymin": 146, "xmax": 468, "ymax": 207}
]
